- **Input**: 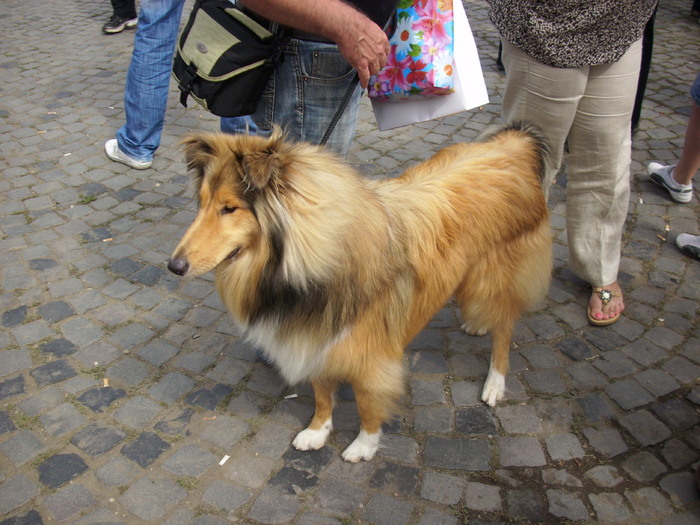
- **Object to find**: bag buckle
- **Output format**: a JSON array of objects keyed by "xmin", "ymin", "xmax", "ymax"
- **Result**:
[{"xmin": 178, "ymin": 64, "xmax": 198, "ymax": 108}]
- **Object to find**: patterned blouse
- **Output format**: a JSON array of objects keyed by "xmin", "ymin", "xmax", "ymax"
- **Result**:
[{"xmin": 487, "ymin": 0, "xmax": 658, "ymax": 68}]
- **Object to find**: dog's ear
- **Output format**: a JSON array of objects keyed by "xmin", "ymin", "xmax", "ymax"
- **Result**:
[
  {"xmin": 181, "ymin": 134, "xmax": 215, "ymax": 185},
  {"xmin": 241, "ymin": 128, "xmax": 286, "ymax": 190}
]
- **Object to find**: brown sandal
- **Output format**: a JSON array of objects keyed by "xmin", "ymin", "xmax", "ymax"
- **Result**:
[{"xmin": 587, "ymin": 287, "xmax": 623, "ymax": 326}]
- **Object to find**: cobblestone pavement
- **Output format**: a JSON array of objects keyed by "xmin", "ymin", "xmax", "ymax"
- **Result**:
[{"xmin": 1, "ymin": 0, "xmax": 699, "ymax": 523}]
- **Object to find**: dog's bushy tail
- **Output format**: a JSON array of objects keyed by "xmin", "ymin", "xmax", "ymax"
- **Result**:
[{"xmin": 478, "ymin": 120, "xmax": 549, "ymax": 183}]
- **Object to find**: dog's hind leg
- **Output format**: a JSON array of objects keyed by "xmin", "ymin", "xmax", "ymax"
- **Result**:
[
  {"xmin": 292, "ymin": 380, "xmax": 336, "ymax": 451},
  {"xmin": 481, "ymin": 322, "xmax": 513, "ymax": 406}
]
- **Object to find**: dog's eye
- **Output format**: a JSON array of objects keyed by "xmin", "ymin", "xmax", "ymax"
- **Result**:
[{"xmin": 222, "ymin": 206, "xmax": 238, "ymax": 215}]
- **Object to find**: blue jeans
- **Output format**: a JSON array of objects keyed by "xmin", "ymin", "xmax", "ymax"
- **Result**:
[
  {"xmin": 116, "ymin": 0, "xmax": 186, "ymax": 161},
  {"xmin": 221, "ymin": 38, "xmax": 361, "ymax": 157}
]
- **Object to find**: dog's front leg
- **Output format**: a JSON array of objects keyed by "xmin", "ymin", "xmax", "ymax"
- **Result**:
[
  {"xmin": 341, "ymin": 387, "xmax": 384, "ymax": 462},
  {"xmin": 292, "ymin": 380, "xmax": 336, "ymax": 451}
]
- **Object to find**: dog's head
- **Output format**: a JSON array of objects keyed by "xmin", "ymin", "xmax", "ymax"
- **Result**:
[{"xmin": 167, "ymin": 129, "xmax": 290, "ymax": 277}]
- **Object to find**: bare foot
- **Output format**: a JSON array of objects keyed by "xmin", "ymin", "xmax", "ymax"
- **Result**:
[{"xmin": 588, "ymin": 281, "xmax": 624, "ymax": 323}]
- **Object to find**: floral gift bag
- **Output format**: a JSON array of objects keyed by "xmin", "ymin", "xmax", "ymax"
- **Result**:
[{"xmin": 369, "ymin": 0, "xmax": 455, "ymax": 101}]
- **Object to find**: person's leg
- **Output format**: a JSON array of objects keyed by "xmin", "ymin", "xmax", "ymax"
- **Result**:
[
  {"xmin": 672, "ymin": 73, "xmax": 700, "ymax": 184},
  {"xmin": 242, "ymin": 38, "xmax": 361, "ymax": 158},
  {"xmin": 500, "ymin": 40, "xmax": 587, "ymax": 201},
  {"xmin": 110, "ymin": 0, "xmax": 137, "ymax": 19},
  {"xmin": 114, "ymin": 0, "xmax": 186, "ymax": 161},
  {"xmin": 566, "ymin": 39, "xmax": 643, "ymax": 322}
]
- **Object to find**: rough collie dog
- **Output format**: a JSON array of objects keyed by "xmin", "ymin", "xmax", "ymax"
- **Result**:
[{"xmin": 167, "ymin": 122, "xmax": 552, "ymax": 462}]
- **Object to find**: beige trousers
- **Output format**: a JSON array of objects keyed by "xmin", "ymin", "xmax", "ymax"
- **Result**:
[{"xmin": 501, "ymin": 39, "xmax": 642, "ymax": 287}]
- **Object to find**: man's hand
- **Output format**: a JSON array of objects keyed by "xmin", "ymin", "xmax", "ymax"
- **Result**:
[
  {"xmin": 239, "ymin": 0, "xmax": 390, "ymax": 88},
  {"xmin": 333, "ymin": 10, "xmax": 390, "ymax": 88}
]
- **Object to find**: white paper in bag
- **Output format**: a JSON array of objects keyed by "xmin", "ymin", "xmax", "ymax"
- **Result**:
[{"xmin": 371, "ymin": 0, "xmax": 489, "ymax": 131}]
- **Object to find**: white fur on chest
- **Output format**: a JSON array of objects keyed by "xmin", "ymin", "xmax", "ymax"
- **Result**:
[{"xmin": 243, "ymin": 321, "xmax": 349, "ymax": 385}]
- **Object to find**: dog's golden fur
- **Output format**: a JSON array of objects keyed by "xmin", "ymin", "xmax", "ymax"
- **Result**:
[{"xmin": 168, "ymin": 123, "xmax": 552, "ymax": 462}]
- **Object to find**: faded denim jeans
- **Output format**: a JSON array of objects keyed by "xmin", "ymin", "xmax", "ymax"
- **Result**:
[
  {"xmin": 221, "ymin": 38, "xmax": 361, "ymax": 158},
  {"xmin": 116, "ymin": 0, "xmax": 187, "ymax": 161}
]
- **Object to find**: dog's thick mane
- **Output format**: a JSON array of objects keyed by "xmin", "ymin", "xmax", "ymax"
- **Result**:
[{"xmin": 183, "ymin": 130, "xmax": 410, "ymax": 350}]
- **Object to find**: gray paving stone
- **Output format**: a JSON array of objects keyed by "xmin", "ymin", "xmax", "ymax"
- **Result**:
[
  {"xmin": 417, "ymin": 507, "xmax": 458, "ymax": 525},
  {"xmin": 497, "ymin": 436, "xmax": 546, "ymax": 467},
  {"xmin": 39, "ymin": 402, "xmax": 85, "ymax": 436},
  {"xmin": 0, "ymin": 430, "xmax": 46, "ymax": 467},
  {"xmin": 313, "ymin": 479, "xmax": 366, "ymax": 519},
  {"xmin": 414, "ymin": 405, "xmax": 452, "ymax": 433},
  {"xmin": 184, "ymin": 383, "xmax": 234, "ymax": 411},
  {"xmin": 584, "ymin": 465, "xmax": 624, "ymax": 488},
  {"xmin": 606, "ymin": 378, "xmax": 655, "ymax": 410},
  {"xmin": 618, "ymin": 409, "xmax": 672, "ymax": 446},
  {"xmin": 624, "ymin": 487, "xmax": 675, "ymax": 520},
  {"xmin": 30, "ymin": 359, "xmax": 77, "ymax": 387},
  {"xmin": 424, "ymin": 437, "xmax": 490, "ymax": 470},
  {"xmin": 71, "ymin": 424, "xmax": 126, "ymax": 456},
  {"xmin": 0, "ymin": 474, "xmax": 40, "ymax": 515},
  {"xmin": 109, "ymin": 322, "xmax": 155, "ymax": 348},
  {"xmin": 662, "ymin": 356, "xmax": 700, "ymax": 384},
  {"xmin": 465, "ymin": 481, "xmax": 502, "ymax": 512},
  {"xmin": 622, "ymin": 451, "xmax": 668, "ymax": 483},
  {"xmin": 162, "ymin": 444, "xmax": 217, "ymax": 476},
  {"xmin": 0, "ymin": 350, "xmax": 32, "ymax": 378},
  {"xmin": 589, "ymin": 492, "xmax": 631, "ymax": 522},
  {"xmin": 546, "ymin": 489, "xmax": 590, "ymax": 521},
  {"xmin": 582, "ymin": 427, "xmax": 629, "ymax": 458},
  {"xmin": 11, "ymin": 320, "xmax": 54, "ymax": 345},
  {"xmin": 148, "ymin": 371, "xmax": 196, "ymax": 403},
  {"xmin": 651, "ymin": 398, "xmax": 700, "ymax": 431},
  {"xmin": 120, "ymin": 431, "xmax": 171, "ymax": 468},
  {"xmin": 450, "ymin": 380, "xmax": 482, "ymax": 406},
  {"xmin": 223, "ymin": 449, "xmax": 278, "ymax": 489},
  {"xmin": 658, "ymin": 472, "xmax": 699, "ymax": 506},
  {"xmin": 113, "ymin": 396, "xmax": 162, "ymax": 429},
  {"xmin": 95, "ymin": 456, "xmax": 141, "ymax": 487},
  {"xmin": 120, "ymin": 477, "xmax": 186, "ymax": 521},
  {"xmin": 0, "ymin": 411, "xmax": 16, "ymax": 434},
  {"xmin": 107, "ymin": 356, "xmax": 149, "ymax": 387},
  {"xmin": 247, "ymin": 486, "xmax": 303, "ymax": 523},
  {"xmin": 577, "ymin": 392, "xmax": 616, "ymax": 422},
  {"xmin": 369, "ymin": 461, "xmax": 419, "ymax": 497},
  {"xmin": 138, "ymin": 339, "xmax": 180, "ymax": 367},
  {"xmin": 38, "ymin": 453, "xmax": 88, "ymax": 488},
  {"xmin": 541, "ymin": 468, "xmax": 583, "ymax": 488},
  {"xmin": 269, "ymin": 465, "xmax": 321, "ymax": 494},
  {"xmin": 0, "ymin": 375, "xmax": 24, "ymax": 400},
  {"xmin": 544, "ymin": 433, "xmax": 586, "ymax": 462},
  {"xmin": 506, "ymin": 489, "xmax": 547, "ymax": 522},
  {"xmin": 44, "ymin": 484, "xmax": 96, "ymax": 523},
  {"xmin": 420, "ymin": 470, "xmax": 464, "ymax": 505},
  {"xmin": 410, "ymin": 378, "xmax": 446, "ymax": 405},
  {"xmin": 363, "ymin": 493, "xmax": 413, "ymax": 525},
  {"xmin": 77, "ymin": 386, "xmax": 126, "ymax": 412},
  {"xmin": 495, "ymin": 404, "xmax": 542, "ymax": 434},
  {"xmin": 660, "ymin": 439, "xmax": 697, "ymax": 469},
  {"xmin": 201, "ymin": 480, "xmax": 253, "ymax": 513}
]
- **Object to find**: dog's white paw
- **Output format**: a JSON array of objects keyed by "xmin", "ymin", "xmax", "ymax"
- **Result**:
[
  {"xmin": 341, "ymin": 429, "xmax": 382, "ymax": 463},
  {"xmin": 292, "ymin": 420, "xmax": 332, "ymax": 451},
  {"xmin": 461, "ymin": 322, "xmax": 488, "ymax": 336},
  {"xmin": 481, "ymin": 370, "xmax": 505, "ymax": 407}
]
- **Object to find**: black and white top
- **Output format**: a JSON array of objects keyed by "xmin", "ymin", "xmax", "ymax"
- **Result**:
[{"xmin": 487, "ymin": 0, "xmax": 658, "ymax": 68}]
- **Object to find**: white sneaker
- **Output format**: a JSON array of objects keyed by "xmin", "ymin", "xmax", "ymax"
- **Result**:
[
  {"xmin": 104, "ymin": 139, "xmax": 152, "ymax": 170},
  {"xmin": 676, "ymin": 233, "xmax": 700, "ymax": 260},
  {"xmin": 647, "ymin": 162, "xmax": 693, "ymax": 203}
]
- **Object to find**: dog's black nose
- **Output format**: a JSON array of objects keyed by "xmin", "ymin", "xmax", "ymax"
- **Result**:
[{"xmin": 167, "ymin": 258, "xmax": 189, "ymax": 276}]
